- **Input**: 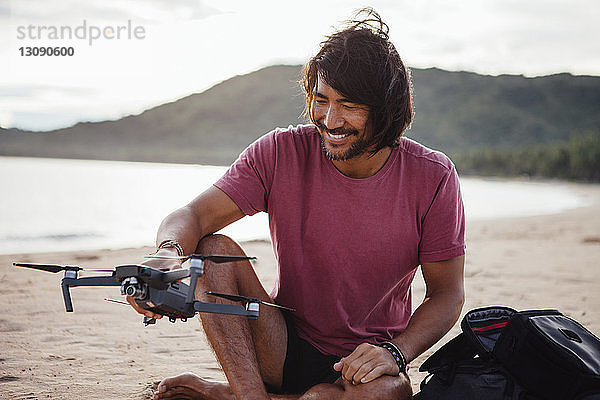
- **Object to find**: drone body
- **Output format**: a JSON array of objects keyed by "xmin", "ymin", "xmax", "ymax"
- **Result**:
[{"xmin": 14, "ymin": 254, "xmax": 292, "ymax": 325}]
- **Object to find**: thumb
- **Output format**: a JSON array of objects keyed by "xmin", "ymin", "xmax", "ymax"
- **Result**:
[{"xmin": 333, "ymin": 359, "xmax": 344, "ymax": 371}]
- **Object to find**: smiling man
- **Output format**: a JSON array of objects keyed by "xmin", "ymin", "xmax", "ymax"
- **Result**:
[{"xmin": 136, "ymin": 8, "xmax": 465, "ymax": 400}]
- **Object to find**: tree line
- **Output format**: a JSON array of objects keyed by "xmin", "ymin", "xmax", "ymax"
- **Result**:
[{"xmin": 452, "ymin": 132, "xmax": 600, "ymax": 182}]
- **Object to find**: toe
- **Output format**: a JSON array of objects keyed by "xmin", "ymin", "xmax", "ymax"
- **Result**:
[{"xmin": 154, "ymin": 373, "xmax": 200, "ymax": 397}]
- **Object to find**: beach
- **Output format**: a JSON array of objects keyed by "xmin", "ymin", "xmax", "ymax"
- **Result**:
[{"xmin": 1, "ymin": 181, "xmax": 599, "ymax": 399}]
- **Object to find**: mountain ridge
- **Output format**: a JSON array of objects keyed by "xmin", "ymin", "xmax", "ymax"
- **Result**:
[{"xmin": 2, "ymin": 65, "xmax": 599, "ymax": 166}]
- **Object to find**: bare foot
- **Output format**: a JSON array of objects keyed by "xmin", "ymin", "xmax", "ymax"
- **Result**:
[{"xmin": 153, "ymin": 373, "xmax": 234, "ymax": 400}]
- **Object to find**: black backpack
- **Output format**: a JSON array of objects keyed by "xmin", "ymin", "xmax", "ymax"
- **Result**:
[{"xmin": 414, "ymin": 306, "xmax": 600, "ymax": 400}]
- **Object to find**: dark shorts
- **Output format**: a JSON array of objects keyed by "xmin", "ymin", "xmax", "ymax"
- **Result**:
[{"xmin": 268, "ymin": 314, "xmax": 342, "ymax": 395}]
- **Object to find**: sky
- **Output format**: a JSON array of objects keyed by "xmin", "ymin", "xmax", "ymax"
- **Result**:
[{"xmin": 1, "ymin": 0, "xmax": 599, "ymax": 132}]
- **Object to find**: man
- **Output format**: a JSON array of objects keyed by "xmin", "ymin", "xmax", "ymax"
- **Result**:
[{"xmin": 131, "ymin": 8, "xmax": 465, "ymax": 400}]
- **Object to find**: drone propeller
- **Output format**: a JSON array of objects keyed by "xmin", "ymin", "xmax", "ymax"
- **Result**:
[
  {"xmin": 146, "ymin": 254, "xmax": 256, "ymax": 263},
  {"xmin": 13, "ymin": 262, "xmax": 115, "ymax": 274},
  {"xmin": 103, "ymin": 298, "xmax": 129, "ymax": 305},
  {"xmin": 206, "ymin": 291, "xmax": 295, "ymax": 312}
]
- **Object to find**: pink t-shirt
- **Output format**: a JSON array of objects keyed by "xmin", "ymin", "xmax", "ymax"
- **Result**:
[{"xmin": 215, "ymin": 124, "xmax": 465, "ymax": 356}]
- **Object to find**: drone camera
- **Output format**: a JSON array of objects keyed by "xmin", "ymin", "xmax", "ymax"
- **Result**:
[{"xmin": 120, "ymin": 277, "xmax": 148, "ymax": 299}]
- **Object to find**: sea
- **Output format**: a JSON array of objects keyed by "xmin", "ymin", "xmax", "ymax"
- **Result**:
[{"xmin": 0, "ymin": 156, "xmax": 592, "ymax": 255}]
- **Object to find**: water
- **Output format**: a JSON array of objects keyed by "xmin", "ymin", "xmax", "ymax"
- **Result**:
[
  {"xmin": 0, "ymin": 157, "xmax": 592, "ymax": 255},
  {"xmin": 459, "ymin": 177, "xmax": 589, "ymax": 220}
]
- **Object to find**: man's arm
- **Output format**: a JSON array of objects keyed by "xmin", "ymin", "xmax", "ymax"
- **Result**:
[
  {"xmin": 127, "ymin": 185, "xmax": 246, "ymax": 318},
  {"xmin": 335, "ymin": 255, "xmax": 465, "ymax": 384},
  {"xmin": 392, "ymin": 255, "xmax": 465, "ymax": 361},
  {"xmin": 154, "ymin": 185, "xmax": 246, "ymax": 256}
]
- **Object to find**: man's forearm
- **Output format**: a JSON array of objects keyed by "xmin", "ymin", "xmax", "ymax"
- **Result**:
[
  {"xmin": 154, "ymin": 186, "xmax": 246, "ymax": 256},
  {"xmin": 392, "ymin": 288, "xmax": 464, "ymax": 363},
  {"xmin": 155, "ymin": 205, "xmax": 204, "ymax": 255}
]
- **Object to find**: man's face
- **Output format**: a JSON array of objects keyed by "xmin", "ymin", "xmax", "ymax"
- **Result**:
[{"xmin": 312, "ymin": 76, "xmax": 371, "ymax": 161}]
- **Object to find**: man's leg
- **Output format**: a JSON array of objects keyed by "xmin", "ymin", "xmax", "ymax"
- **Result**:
[
  {"xmin": 155, "ymin": 234, "xmax": 288, "ymax": 400},
  {"xmin": 300, "ymin": 375, "xmax": 412, "ymax": 400},
  {"xmin": 154, "ymin": 234, "xmax": 412, "ymax": 399},
  {"xmin": 155, "ymin": 371, "xmax": 412, "ymax": 399}
]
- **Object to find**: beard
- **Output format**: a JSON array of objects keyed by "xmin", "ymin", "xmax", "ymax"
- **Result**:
[{"xmin": 316, "ymin": 123, "xmax": 370, "ymax": 161}]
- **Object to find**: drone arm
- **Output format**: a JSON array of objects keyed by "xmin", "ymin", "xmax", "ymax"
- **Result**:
[
  {"xmin": 63, "ymin": 276, "xmax": 121, "ymax": 287},
  {"xmin": 60, "ymin": 275, "xmax": 120, "ymax": 312},
  {"xmin": 161, "ymin": 268, "xmax": 191, "ymax": 283},
  {"xmin": 185, "ymin": 259, "xmax": 204, "ymax": 304},
  {"xmin": 193, "ymin": 300, "xmax": 258, "ymax": 319}
]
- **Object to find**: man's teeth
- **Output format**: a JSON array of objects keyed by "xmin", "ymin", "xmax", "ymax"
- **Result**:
[{"xmin": 328, "ymin": 132, "xmax": 350, "ymax": 139}]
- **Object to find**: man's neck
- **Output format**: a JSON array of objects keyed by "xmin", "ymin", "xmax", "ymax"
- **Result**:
[{"xmin": 332, "ymin": 147, "xmax": 392, "ymax": 179}]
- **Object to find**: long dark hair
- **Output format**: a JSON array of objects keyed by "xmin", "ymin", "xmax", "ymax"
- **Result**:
[{"xmin": 302, "ymin": 8, "xmax": 414, "ymax": 153}]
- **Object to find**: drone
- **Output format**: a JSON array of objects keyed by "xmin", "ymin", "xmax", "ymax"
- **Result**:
[{"xmin": 13, "ymin": 254, "xmax": 293, "ymax": 326}]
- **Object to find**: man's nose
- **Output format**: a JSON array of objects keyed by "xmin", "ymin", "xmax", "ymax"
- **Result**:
[{"xmin": 323, "ymin": 106, "xmax": 344, "ymax": 129}]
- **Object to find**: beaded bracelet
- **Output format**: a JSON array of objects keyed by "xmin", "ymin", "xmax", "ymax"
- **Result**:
[{"xmin": 380, "ymin": 341, "xmax": 407, "ymax": 374}]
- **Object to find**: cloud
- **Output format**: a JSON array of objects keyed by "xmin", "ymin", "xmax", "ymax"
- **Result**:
[
  {"xmin": 6, "ymin": 0, "xmax": 224, "ymax": 23},
  {"xmin": 145, "ymin": 0, "xmax": 223, "ymax": 20},
  {"xmin": 6, "ymin": 111, "xmax": 88, "ymax": 131},
  {"xmin": 0, "ymin": 84, "xmax": 95, "ymax": 98},
  {"xmin": 0, "ymin": 110, "xmax": 14, "ymax": 128},
  {"xmin": 2, "ymin": 0, "xmax": 599, "ymax": 131}
]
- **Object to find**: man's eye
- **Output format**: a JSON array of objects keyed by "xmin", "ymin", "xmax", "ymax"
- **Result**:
[
  {"xmin": 342, "ymin": 104, "xmax": 357, "ymax": 110},
  {"xmin": 315, "ymin": 100, "xmax": 327, "ymax": 105}
]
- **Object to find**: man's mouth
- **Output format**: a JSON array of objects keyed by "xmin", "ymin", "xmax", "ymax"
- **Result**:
[
  {"xmin": 317, "ymin": 123, "xmax": 357, "ymax": 142},
  {"xmin": 327, "ymin": 131, "xmax": 352, "ymax": 140}
]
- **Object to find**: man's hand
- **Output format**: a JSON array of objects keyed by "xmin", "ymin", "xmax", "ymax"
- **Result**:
[
  {"xmin": 125, "ymin": 247, "xmax": 183, "ymax": 320},
  {"xmin": 333, "ymin": 342, "xmax": 400, "ymax": 385}
]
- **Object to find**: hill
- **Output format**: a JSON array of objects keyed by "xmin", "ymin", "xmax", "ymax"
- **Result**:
[
  {"xmin": 1, "ymin": 65, "xmax": 599, "ymax": 165},
  {"xmin": 411, "ymin": 69, "xmax": 600, "ymax": 152}
]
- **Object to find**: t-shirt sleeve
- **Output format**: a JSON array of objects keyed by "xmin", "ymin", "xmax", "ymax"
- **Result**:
[
  {"xmin": 213, "ymin": 131, "xmax": 277, "ymax": 216},
  {"xmin": 418, "ymin": 165, "xmax": 466, "ymax": 263}
]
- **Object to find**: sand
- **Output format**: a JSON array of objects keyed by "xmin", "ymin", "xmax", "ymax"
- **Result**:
[{"xmin": 2, "ymin": 181, "xmax": 600, "ymax": 399}]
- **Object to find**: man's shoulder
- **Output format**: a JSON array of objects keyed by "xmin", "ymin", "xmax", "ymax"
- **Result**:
[
  {"xmin": 240, "ymin": 124, "xmax": 318, "ymax": 169},
  {"xmin": 397, "ymin": 137, "xmax": 455, "ymax": 173},
  {"xmin": 269, "ymin": 124, "xmax": 318, "ymax": 144},
  {"xmin": 249, "ymin": 124, "xmax": 318, "ymax": 158}
]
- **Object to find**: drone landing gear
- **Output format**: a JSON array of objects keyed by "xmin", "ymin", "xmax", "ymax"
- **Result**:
[{"xmin": 142, "ymin": 316, "xmax": 188, "ymax": 326}]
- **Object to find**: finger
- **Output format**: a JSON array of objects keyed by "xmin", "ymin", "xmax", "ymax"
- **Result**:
[
  {"xmin": 333, "ymin": 359, "xmax": 344, "ymax": 371},
  {"xmin": 350, "ymin": 360, "xmax": 381, "ymax": 384},
  {"xmin": 126, "ymin": 295, "xmax": 144, "ymax": 312},
  {"xmin": 126, "ymin": 296, "xmax": 163, "ymax": 319},
  {"xmin": 343, "ymin": 356, "xmax": 373, "ymax": 383},
  {"xmin": 343, "ymin": 343, "xmax": 369, "ymax": 363},
  {"xmin": 360, "ymin": 364, "xmax": 389, "ymax": 384},
  {"xmin": 341, "ymin": 344, "xmax": 378, "ymax": 381},
  {"xmin": 338, "ymin": 344, "xmax": 368, "ymax": 375}
]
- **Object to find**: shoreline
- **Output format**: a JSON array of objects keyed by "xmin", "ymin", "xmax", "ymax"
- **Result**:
[{"xmin": 2, "ymin": 183, "xmax": 600, "ymax": 398}]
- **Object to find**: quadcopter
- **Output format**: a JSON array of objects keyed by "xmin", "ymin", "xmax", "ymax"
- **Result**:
[{"xmin": 13, "ymin": 254, "xmax": 292, "ymax": 326}]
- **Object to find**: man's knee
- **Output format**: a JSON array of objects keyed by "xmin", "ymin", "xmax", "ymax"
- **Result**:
[
  {"xmin": 195, "ymin": 234, "xmax": 244, "ymax": 255},
  {"xmin": 193, "ymin": 234, "xmax": 253, "ymax": 292},
  {"xmin": 341, "ymin": 374, "xmax": 412, "ymax": 400}
]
